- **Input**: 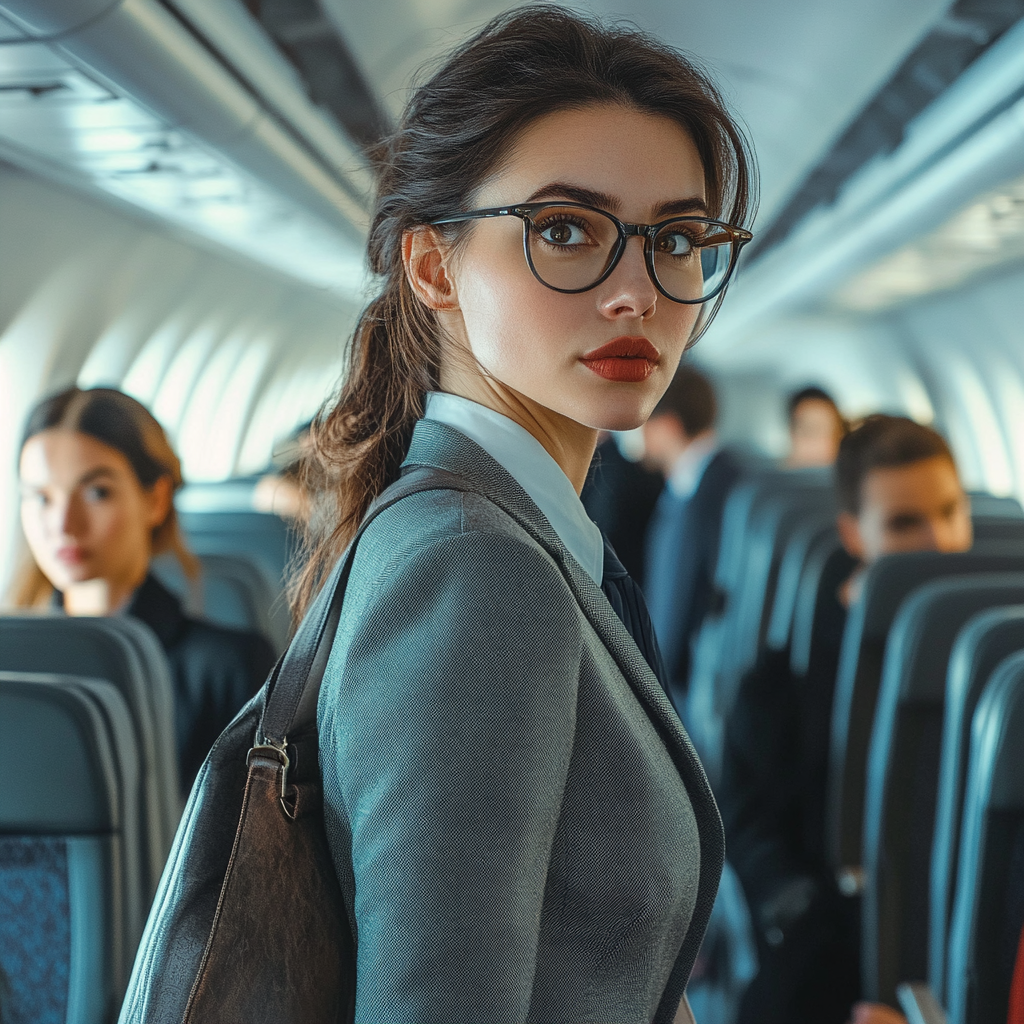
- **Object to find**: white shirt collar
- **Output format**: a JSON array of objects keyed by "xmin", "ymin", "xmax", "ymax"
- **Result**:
[
  {"xmin": 423, "ymin": 391, "xmax": 605, "ymax": 584},
  {"xmin": 667, "ymin": 432, "xmax": 719, "ymax": 500}
]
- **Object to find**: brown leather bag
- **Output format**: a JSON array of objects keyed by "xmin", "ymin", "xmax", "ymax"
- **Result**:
[{"xmin": 118, "ymin": 468, "xmax": 465, "ymax": 1024}]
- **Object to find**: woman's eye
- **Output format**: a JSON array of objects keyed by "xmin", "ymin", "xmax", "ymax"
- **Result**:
[
  {"xmin": 538, "ymin": 220, "xmax": 588, "ymax": 246},
  {"xmin": 657, "ymin": 231, "xmax": 696, "ymax": 256},
  {"xmin": 84, "ymin": 485, "xmax": 111, "ymax": 501}
]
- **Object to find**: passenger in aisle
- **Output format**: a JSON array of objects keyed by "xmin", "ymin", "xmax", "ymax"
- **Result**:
[
  {"xmin": 787, "ymin": 385, "xmax": 847, "ymax": 468},
  {"xmin": 12, "ymin": 387, "xmax": 275, "ymax": 792},
  {"xmin": 642, "ymin": 366, "xmax": 741, "ymax": 708},
  {"xmin": 720, "ymin": 414, "xmax": 972, "ymax": 1024},
  {"xmin": 287, "ymin": 7, "xmax": 753, "ymax": 1021}
]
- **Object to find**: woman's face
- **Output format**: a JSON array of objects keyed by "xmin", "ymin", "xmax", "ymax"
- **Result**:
[
  {"xmin": 434, "ymin": 102, "xmax": 709, "ymax": 432},
  {"xmin": 19, "ymin": 429, "xmax": 168, "ymax": 601}
]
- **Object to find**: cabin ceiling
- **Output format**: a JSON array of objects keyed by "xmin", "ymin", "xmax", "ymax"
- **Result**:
[{"xmin": 321, "ymin": 0, "xmax": 954, "ymax": 227}]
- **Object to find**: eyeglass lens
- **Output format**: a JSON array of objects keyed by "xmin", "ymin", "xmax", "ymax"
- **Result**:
[{"xmin": 525, "ymin": 205, "xmax": 736, "ymax": 301}]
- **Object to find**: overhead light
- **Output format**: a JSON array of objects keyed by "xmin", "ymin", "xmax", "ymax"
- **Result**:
[{"xmin": 831, "ymin": 171, "xmax": 1024, "ymax": 311}]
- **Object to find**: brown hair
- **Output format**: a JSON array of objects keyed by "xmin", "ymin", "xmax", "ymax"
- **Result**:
[
  {"xmin": 293, "ymin": 4, "xmax": 755, "ymax": 615},
  {"xmin": 11, "ymin": 386, "xmax": 199, "ymax": 608},
  {"xmin": 835, "ymin": 414, "xmax": 957, "ymax": 515},
  {"xmin": 652, "ymin": 365, "xmax": 718, "ymax": 438}
]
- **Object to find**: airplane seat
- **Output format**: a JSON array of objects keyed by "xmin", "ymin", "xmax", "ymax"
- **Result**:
[
  {"xmin": 0, "ymin": 617, "xmax": 180, "ymax": 906},
  {"xmin": 177, "ymin": 509, "xmax": 296, "ymax": 654},
  {"xmin": 722, "ymin": 489, "xmax": 836, "ymax": 700},
  {"xmin": 827, "ymin": 543, "xmax": 1024, "ymax": 887},
  {"xmin": 945, "ymin": 650, "xmax": 1024, "ymax": 1024},
  {"xmin": 152, "ymin": 551, "xmax": 286, "ymax": 655},
  {"xmin": 764, "ymin": 516, "xmax": 837, "ymax": 654},
  {"xmin": 972, "ymin": 516, "xmax": 1024, "ymax": 543},
  {"xmin": 0, "ymin": 670, "xmax": 142, "ymax": 1022},
  {"xmin": 861, "ymin": 574, "xmax": 1024, "ymax": 1005},
  {"xmin": 967, "ymin": 492, "xmax": 1024, "ymax": 519},
  {"xmin": 686, "ymin": 469, "xmax": 833, "ymax": 782},
  {"xmin": 789, "ymin": 534, "xmax": 855, "ymax": 679},
  {"xmin": 928, "ymin": 605, "xmax": 1024, "ymax": 1000}
]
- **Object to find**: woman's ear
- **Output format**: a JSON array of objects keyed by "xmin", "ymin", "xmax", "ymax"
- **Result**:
[
  {"xmin": 402, "ymin": 226, "xmax": 459, "ymax": 310},
  {"xmin": 146, "ymin": 475, "xmax": 174, "ymax": 531},
  {"xmin": 836, "ymin": 511, "xmax": 865, "ymax": 561}
]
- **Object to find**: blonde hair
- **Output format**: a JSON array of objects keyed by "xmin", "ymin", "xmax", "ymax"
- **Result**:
[{"xmin": 9, "ymin": 386, "xmax": 200, "ymax": 608}]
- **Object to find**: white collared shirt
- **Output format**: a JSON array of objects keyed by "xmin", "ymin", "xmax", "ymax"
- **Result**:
[
  {"xmin": 423, "ymin": 391, "xmax": 605, "ymax": 584},
  {"xmin": 667, "ymin": 432, "xmax": 719, "ymax": 500}
]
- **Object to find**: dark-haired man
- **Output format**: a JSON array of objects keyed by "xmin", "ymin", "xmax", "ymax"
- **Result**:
[
  {"xmin": 788, "ymin": 385, "xmax": 847, "ymax": 469},
  {"xmin": 721, "ymin": 415, "xmax": 972, "ymax": 1024},
  {"xmin": 641, "ymin": 367, "xmax": 740, "ymax": 710}
]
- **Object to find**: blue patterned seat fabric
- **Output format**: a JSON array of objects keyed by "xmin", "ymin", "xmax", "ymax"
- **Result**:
[{"xmin": 0, "ymin": 836, "xmax": 71, "ymax": 1024}]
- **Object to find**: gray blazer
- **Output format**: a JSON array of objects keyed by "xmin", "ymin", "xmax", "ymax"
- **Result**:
[{"xmin": 318, "ymin": 419, "xmax": 723, "ymax": 1024}]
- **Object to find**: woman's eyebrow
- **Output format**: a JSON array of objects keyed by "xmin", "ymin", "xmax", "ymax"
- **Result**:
[
  {"xmin": 523, "ymin": 183, "xmax": 710, "ymax": 219},
  {"xmin": 525, "ymin": 182, "xmax": 617, "ymax": 208},
  {"xmin": 77, "ymin": 466, "xmax": 117, "ymax": 487},
  {"xmin": 654, "ymin": 197, "xmax": 711, "ymax": 218}
]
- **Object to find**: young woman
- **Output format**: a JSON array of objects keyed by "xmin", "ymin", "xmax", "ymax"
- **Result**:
[
  {"xmin": 300, "ymin": 7, "xmax": 754, "ymax": 1022},
  {"xmin": 14, "ymin": 386, "xmax": 275, "ymax": 792}
]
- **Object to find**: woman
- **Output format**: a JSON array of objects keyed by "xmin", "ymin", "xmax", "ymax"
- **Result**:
[
  {"xmin": 301, "ymin": 7, "xmax": 754, "ymax": 1022},
  {"xmin": 14, "ymin": 386, "xmax": 275, "ymax": 792}
]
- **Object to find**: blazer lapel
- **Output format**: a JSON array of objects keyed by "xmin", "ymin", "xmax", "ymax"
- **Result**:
[{"xmin": 403, "ymin": 418, "xmax": 700, "ymax": 773}]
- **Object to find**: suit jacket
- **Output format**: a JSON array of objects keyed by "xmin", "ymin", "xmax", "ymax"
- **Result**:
[
  {"xmin": 128, "ymin": 574, "xmax": 274, "ymax": 793},
  {"xmin": 318, "ymin": 419, "xmax": 723, "ymax": 1024},
  {"xmin": 645, "ymin": 449, "xmax": 741, "ymax": 707}
]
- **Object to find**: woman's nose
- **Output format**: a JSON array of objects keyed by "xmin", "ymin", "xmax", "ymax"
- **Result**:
[
  {"xmin": 52, "ymin": 495, "xmax": 85, "ymax": 538},
  {"xmin": 597, "ymin": 236, "xmax": 658, "ymax": 319}
]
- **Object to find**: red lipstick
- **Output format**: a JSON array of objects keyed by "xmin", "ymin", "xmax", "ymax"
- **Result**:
[
  {"xmin": 56, "ymin": 545, "xmax": 86, "ymax": 566},
  {"xmin": 580, "ymin": 336, "xmax": 660, "ymax": 383}
]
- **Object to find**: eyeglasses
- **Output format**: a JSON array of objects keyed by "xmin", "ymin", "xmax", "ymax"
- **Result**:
[{"xmin": 430, "ymin": 201, "xmax": 753, "ymax": 304}]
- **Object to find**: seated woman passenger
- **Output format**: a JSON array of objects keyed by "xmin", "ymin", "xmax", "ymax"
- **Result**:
[
  {"xmin": 720, "ymin": 415, "xmax": 972, "ymax": 1024},
  {"xmin": 13, "ymin": 386, "xmax": 275, "ymax": 793},
  {"xmin": 787, "ymin": 385, "xmax": 847, "ymax": 468}
]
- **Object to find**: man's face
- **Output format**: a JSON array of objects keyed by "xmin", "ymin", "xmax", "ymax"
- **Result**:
[{"xmin": 839, "ymin": 455, "xmax": 973, "ymax": 565}]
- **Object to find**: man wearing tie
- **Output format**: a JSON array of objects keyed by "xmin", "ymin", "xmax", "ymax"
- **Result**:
[{"xmin": 642, "ymin": 366, "xmax": 740, "ymax": 711}]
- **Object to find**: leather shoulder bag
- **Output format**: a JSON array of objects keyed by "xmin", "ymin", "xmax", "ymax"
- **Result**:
[{"xmin": 118, "ymin": 467, "xmax": 468, "ymax": 1024}]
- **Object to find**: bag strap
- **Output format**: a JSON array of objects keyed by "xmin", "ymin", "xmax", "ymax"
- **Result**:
[{"xmin": 257, "ymin": 466, "xmax": 470, "ymax": 749}]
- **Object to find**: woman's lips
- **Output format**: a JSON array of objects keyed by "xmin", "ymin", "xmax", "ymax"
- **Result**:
[
  {"xmin": 580, "ymin": 336, "xmax": 659, "ymax": 383},
  {"xmin": 56, "ymin": 546, "xmax": 86, "ymax": 566}
]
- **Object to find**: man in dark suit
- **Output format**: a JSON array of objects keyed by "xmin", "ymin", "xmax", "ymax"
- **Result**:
[{"xmin": 642, "ymin": 366, "xmax": 740, "ymax": 711}]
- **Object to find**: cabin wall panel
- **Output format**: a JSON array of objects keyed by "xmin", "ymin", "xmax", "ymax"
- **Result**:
[{"xmin": 0, "ymin": 164, "xmax": 358, "ymax": 598}]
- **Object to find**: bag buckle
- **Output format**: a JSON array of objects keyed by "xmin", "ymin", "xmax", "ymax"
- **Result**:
[{"xmin": 247, "ymin": 739, "xmax": 291, "ymax": 808}]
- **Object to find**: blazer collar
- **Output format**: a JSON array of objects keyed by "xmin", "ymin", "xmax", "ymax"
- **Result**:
[{"xmin": 403, "ymin": 418, "xmax": 702, "ymax": 772}]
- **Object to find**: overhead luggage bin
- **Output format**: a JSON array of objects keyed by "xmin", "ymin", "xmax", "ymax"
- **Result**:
[
  {"xmin": 945, "ymin": 650, "xmax": 1024, "ymax": 1024},
  {"xmin": 861, "ymin": 573, "xmax": 1024, "ymax": 1005},
  {"xmin": 929, "ymin": 605, "xmax": 1024, "ymax": 1000},
  {"xmin": 0, "ymin": 670, "xmax": 141, "ymax": 1022},
  {"xmin": 0, "ymin": 616, "xmax": 180, "ymax": 902},
  {"xmin": 827, "ymin": 543, "xmax": 1024, "ymax": 885}
]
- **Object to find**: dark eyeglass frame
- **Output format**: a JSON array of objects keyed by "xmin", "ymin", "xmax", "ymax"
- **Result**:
[{"xmin": 430, "ymin": 201, "xmax": 754, "ymax": 304}]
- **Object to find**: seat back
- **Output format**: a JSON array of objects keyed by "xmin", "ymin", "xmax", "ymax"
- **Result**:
[
  {"xmin": 765, "ymin": 516, "xmax": 837, "ymax": 652},
  {"xmin": 178, "ymin": 510, "xmax": 295, "ymax": 652},
  {"xmin": 928, "ymin": 605, "xmax": 1024, "ymax": 998},
  {"xmin": 862, "ymin": 574, "xmax": 1024, "ymax": 1004},
  {"xmin": 789, "ymin": 534, "xmax": 856, "ymax": 678},
  {"xmin": 0, "ymin": 616, "xmax": 179, "ymax": 902},
  {"xmin": 827, "ymin": 544, "xmax": 1024, "ymax": 877},
  {"xmin": 946, "ymin": 651, "xmax": 1024, "ymax": 1024},
  {"xmin": 153, "ymin": 552, "xmax": 285, "ymax": 654},
  {"xmin": 967, "ymin": 492, "xmax": 1024, "ymax": 519},
  {"xmin": 0, "ymin": 671, "xmax": 140, "ymax": 1022},
  {"xmin": 722, "ymin": 488, "xmax": 836, "ymax": 695},
  {"xmin": 686, "ymin": 469, "xmax": 832, "ymax": 780},
  {"xmin": 973, "ymin": 517, "xmax": 1024, "ymax": 543}
]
